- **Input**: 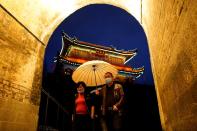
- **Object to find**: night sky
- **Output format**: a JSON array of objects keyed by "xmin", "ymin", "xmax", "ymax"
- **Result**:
[{"xmin": 44, "ymin": 4, "xmax": 154, "ymax": 86}]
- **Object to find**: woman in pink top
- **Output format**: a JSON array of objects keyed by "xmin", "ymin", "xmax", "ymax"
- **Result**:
[{"xmin": 72, "ymin": 81, "xmax": 94, "ymax": 131}]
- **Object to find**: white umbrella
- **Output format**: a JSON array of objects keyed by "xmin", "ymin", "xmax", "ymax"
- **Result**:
[{"xmin": 72, "ymin": 60, "xmax": 118, "ymax": 87}]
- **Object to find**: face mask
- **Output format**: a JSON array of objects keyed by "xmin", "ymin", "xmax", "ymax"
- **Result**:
[
  {"xmin": 77, "ymin": 89, "xmax": 84, "ymax": 94},
  {"xmin": 105, "ymin": 78, "xmax": 112, "ymax": 84}
]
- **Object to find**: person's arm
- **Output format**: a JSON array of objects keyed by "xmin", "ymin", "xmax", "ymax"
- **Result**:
[
  {"xmin": 91, "ymin": 106, "xmax": 95, "ymax": 119},
  {"xmin": 88, "ymin": 93, "xmax": 96, "ymax": 119},
  {"xmin": 72, "ymin": 114, "xmax": 74, "ymax": 122},
  {"xmin": 114, "ymin": 84, "xmax": 124, "ymax": 110}
]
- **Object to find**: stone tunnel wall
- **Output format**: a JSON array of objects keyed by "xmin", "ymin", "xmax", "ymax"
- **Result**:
[
  {"xmin": 142, "ymin": 0, "xmax": 197, "ymax": 130},
  {"xmin": 0, "ymin": 7, "xmax": 45, "ymax": 131}
]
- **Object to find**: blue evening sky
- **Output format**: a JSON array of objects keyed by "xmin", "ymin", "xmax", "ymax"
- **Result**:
[{"xmin": 44, "ymin": 4, "xmax": 154, "ymax": 86}]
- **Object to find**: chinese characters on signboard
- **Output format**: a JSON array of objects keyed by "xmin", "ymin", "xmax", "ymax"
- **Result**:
[{"xmin": 67, "ymin": 46, "xmax": 125, "ymax": 65}]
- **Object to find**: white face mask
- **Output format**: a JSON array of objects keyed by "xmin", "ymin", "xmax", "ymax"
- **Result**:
[
  {"xmin": 105, "ymin": 77, "xmax": 112, "ymax": 84},
  {"xmin": 77, "ymin": 88, "xmax": 85, "ymax": 94},
  {"xmin": 77, "ymin": 90, "xmax": 84, "ymax": 94}
]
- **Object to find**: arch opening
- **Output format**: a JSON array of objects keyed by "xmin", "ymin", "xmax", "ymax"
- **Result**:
[{"xmin": 38, "ymin": 4, "xmax": 161, "ymax": 131}]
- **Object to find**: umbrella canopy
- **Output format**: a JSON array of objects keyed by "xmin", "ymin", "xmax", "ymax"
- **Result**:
[{"xmin": 72, "ymin": 60, "xmax": 118, "ymax": 87}]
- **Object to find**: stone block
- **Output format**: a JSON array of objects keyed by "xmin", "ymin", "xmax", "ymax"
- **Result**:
[
  {"xmin": 3, "ymin": 80, "xmax": 10, "ymax": 86},
  {"xmin": 0, "ymin": 99, "xmax": 38, "ymax": 131}
]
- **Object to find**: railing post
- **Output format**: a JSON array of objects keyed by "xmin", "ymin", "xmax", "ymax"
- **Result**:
[
  {"xmin": 39, "ymin": 88, "xmax": 70, "ymax": 130},
  {"xmin": 56, "ymin": 106, "xmax": 59, "ymax": 129},
  {"xmin": 44, "ymin": 95, "xmax": 49, "ymax": 125},
  {"xmin": 62, "ymin": 111, "xmax": 65, "ymax": 131}
]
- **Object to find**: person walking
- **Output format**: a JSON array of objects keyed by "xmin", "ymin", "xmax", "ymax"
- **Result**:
[
  {"xmin": 72, "ymin": 81, "xmax": 94, "ymax": 131},
  {"xmin": 93, "ymin": 72, "xmax": 125, "ymax": 131}
]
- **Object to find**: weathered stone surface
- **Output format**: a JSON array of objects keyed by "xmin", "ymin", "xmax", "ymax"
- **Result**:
[
  {"xmin": 142, "ymin": 0, "xmax": 197, "ymax": 130},
  {"xmin": 0, "ymin": 0, "xmax": 142, "ymax": 44},
  {"xmin": 0, "ymin": 5, "xmax": 45, "ymax": 131},
  {"xmin": 0, "ymin": 99, "xmax": 38, "ymax": 131}
]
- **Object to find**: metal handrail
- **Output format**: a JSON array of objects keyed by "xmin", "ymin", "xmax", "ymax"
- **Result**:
[
  {"xmin": 41, "ymin": 88, "xmax": 69, "ymax": 115},
  {"xmin": 38, "ymin": 88, "xmax": 71, "ymax": 131}
]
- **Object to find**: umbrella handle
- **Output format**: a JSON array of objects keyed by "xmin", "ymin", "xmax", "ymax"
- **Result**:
[{"xmin": 93, "ymin": 65, "xmax": 98, "ymax": 88}]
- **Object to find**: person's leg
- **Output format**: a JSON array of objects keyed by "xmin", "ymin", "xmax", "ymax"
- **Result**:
[
  {"xmin": 93, "ymin": 117, "xmax": 101, "ymax": 131},
  {"xmin": 83, "ymin": 115, "xmax": 92, "ymax": 131},
  {"xmin": 100, "ymin": 116, "xmax": 108, "ymax": 131},
  {"xmin": 74, "ymin": 115, "xmax": 87, "ymax": 131},
  {"xmin": 113, "ymin": 112, "xmax": 123, "ymax": 131},
  {"xmin": 73, "ymin": 115, "xmax": 80, "ymax": 131},
  {"xmin": 106, "ymin": 112, "xmax": 114, "ymax": 131}
]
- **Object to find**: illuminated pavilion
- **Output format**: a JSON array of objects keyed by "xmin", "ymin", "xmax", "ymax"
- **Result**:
[{"xmin": 57, "ymin": 32, "xmax": 144, "ymax": 81}]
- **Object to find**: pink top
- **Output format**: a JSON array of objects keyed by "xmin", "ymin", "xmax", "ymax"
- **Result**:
[{"xmin": 75, "ymin": 94, "xmax": 88, "ymax": 114}]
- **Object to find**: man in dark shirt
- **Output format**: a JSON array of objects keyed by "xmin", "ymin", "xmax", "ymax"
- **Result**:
[
  {"xmin": 94, "ymin": 72, "xmax": 124, "ymax": 131},
  {"xmin": 105, "ymin": 83, "xmax": 114, "ymax": 110}
]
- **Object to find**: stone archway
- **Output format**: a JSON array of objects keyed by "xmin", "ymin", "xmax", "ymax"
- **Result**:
[{"xmin": 0, "ymin": 0, "xmax": 196, "ymax": 131}]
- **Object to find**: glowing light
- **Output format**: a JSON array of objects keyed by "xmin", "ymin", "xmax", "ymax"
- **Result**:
[
  {"xmin": 122, "ymin": 0, "xmax": 142, "ymax": 23},
  {"xmin": 40, "ymin": 0, "xmax": 76, "ymax": 12}
]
